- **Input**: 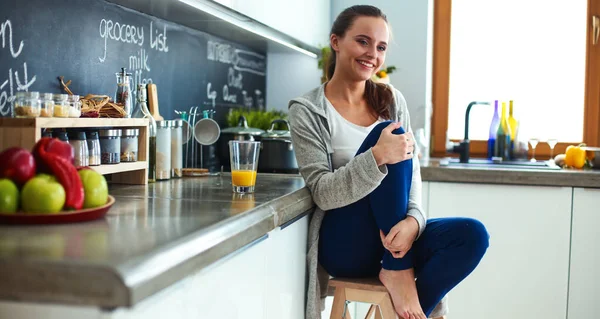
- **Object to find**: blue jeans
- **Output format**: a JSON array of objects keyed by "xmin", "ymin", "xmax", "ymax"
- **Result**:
[{"xmin": 319, "ymin": 121, "xmax": 489, "ymax": 317}]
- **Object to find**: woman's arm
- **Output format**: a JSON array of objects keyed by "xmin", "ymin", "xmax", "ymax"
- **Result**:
[{"xmin": 288, "ymin": 102, "xmax": 388, "ymax": 211}]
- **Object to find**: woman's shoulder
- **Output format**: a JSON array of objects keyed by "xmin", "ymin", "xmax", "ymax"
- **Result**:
[{"xmin": 384, "ymin": 83, "xmax": 408, "ymax": 117}]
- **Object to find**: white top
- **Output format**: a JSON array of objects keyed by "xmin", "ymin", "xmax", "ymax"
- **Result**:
[{"xmin": 325, "ymin": 98, "xmax": 384, "ymax": 170}]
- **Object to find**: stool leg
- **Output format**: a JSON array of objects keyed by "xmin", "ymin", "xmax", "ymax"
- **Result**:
[
  {"xmin": 364, "ymin": 305, "xmax": 377, "ymax": 319},
  {"xmin": 374, "ymin": 306, "xmax": 383, "ymax": 319},
  {"xmin": 330, "ymin": 288, "xmax": 348, "ymax": 319},
  {"xmin": 378, "ymin": 295, "xmax": 396, "ymax": 319}
]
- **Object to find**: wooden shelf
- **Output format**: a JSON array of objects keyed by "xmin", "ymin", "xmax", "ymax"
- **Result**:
[
  {"xmin": 0, "ymin": 117, "xmax": 148, "ymax": 129},
  {"xmin": 0, "ymin": 117, "xmax": 149, "ymax": 185},
  {"xmin": 92, "ymin": 162, "xmax": 147, "ymax": 175}
]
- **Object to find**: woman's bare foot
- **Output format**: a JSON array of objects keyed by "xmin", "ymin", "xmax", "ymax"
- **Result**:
[{"xmin": 379, "ymin": 268, "xmax": 427, "ymax": 319}]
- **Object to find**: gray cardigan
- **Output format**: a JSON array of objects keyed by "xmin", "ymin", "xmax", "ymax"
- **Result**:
[{"xmin": 288, "ymin": 83, "xmax": 448, "ymax": 319}]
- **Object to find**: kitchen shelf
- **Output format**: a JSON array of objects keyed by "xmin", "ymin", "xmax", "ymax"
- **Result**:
[
  {"xmin": 0, "ymin": 117, "xmax": 149, "ymax": 185},
  {"xmin": 93, "ymin": 162, "xmax": 147, "ymax": 175}
]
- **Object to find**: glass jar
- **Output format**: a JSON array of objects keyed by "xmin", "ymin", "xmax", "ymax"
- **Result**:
[
  {"xmin": 99, "ymin": 129, "xmax": 121, "ymax": 164},
  {"xmin": 68, "ymin": 95, "xmax": 82, "ymax": 118},
  {"xmin": 54, "ymin": 130, "xmax": 69, "ymax": 142},
  {"xmin": 121, "ymin": 129, "xmax": 139, "ymax": 162},
  {"xmin": 86, "ymin": 131, "xmax": 102, "ymax": 166},
  {"xmin": 14, "ymin": 91, "xmax": 41, "ymax": 118},
  {"xmin": 53, "ymin": 94, "xmax": 69, "ymax": 118},
  {"xmin": 40, "ymin": 93, "xmax": 54, "ymax": 118},
  {"xmin": 171, "ymin": 120, "xmax": 183, "ymax": 178},
  {"xmin": 68, "ymin": 131, "xmax": 89, "ymax": 167},
  {"xmin": 156, "ymin": 121, "xmax": 172, "ymax": 180}
]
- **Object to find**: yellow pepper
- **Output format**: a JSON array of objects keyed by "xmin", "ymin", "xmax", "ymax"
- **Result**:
[{"xmin": 565, "ymin": 144, "xmax": 586, "ymax": 169}]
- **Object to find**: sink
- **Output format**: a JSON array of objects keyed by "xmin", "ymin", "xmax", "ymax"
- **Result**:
[{"xmin": 439, "ymin": 158, "xmax": 561, "ymax": 170}]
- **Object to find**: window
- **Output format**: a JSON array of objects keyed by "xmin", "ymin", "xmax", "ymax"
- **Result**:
[{"xmin": 432, "ymin": 0, "xmax": 600, "ymax": 158}]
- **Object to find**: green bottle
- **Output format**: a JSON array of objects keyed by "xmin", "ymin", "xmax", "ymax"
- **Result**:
[{"xmin": 494, "ymin": 102, "xmax": 511, "ymax": 160}]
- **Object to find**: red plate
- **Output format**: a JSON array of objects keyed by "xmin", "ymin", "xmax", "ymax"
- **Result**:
[{"xmin": 0, "ymin": 195, "xmax": 115, "ymax": 225}]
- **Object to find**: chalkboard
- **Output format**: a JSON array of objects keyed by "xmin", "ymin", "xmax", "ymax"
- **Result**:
[{"xmin": 0, "ymin": 0, "xmax": 267, "ymax": 122}]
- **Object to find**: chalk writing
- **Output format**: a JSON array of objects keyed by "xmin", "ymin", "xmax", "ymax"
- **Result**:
[
  {"xmin": 98, "ymin": 18, "xmax": 144, "ymax": 63},
  {"xmin": 223, "ymin": 85, "xmax": 236, "ymax": 103},
  {"xmin": 0, "ymin": 20, "xmax": 23, "ymax": 58},
  {"xmin": 150, "ymin": 21, "xmax": 169, "ymax": 53},
  {"xmin": 207, "ymin": 40, "xmax": 266, "ymax": 76},
  {"xmin": 255, "ymin": 90, "xmax": 264, "ymax": 110},
  {"xmin": 228, "ymin": 67, "xmax": 243, "ymax": 90},
  {"xmin": 207, "ymin": 82, "xmax": 217, "ymax": 107},
  {"xmin": 0, "ymin": 19, "xmax": 36, "ymax": 116}
]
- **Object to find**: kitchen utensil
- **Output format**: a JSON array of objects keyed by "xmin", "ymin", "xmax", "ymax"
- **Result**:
[
  {"xmin": 0, "ymin": 196, "xmax": 115, "ymax": 225},
  {"xmin": 147, "ymin": 84, "xmax": 164, "ymax": 121},
  {"xmin": 258, "ymin": 119, "xmax": 298, "ymax": 173},
  {"xmin": 190, "ymin": 106, "xmax": 199, "ymax": 168},
  {"xmin": 218, "ymin": 115, "xmax": 264, "ymax": 169},
  {"xmin": 194, "ymin": 111, "xmax": 221, "ymax": 145},
  {"xmin": 582, "ymin": 146, "xmax": 600, "ymax": 169}
]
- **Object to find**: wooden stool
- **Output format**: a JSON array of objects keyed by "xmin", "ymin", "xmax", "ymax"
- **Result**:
[{"xmin": 328, "ymin": 277, "xmax": 396, "ymax": 319}]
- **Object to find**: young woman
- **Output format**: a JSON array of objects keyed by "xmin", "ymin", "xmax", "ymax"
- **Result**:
[{"xmin": 288, "ymin": 5, "xmax": 490, "ymax": 319}]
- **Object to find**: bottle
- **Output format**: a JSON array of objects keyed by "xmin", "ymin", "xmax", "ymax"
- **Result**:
[
  {"xmin": 116, "ymin": 68, "xmax": 133, "ymax": 118},
  {"xmin": 508, "ymin": 100, "xmax": 518, "ymax": 159},
  {"xmin": 494, "ymin": 101, "xmax": 511, "ymax": 160},
  {"xmin": 487, "ymin": 100, "xmax": 500, "ymax": 159},
  {"xmin": 138, "ymin": 84, "xmax": 157, "ymax": 182}
]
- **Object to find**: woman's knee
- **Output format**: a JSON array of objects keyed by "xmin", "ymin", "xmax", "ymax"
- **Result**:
[{"xmin": 461, "ymin": 218, "xmax": 490, "ymax": 255}]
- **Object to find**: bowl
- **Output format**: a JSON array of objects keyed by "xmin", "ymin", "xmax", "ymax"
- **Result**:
[{"xmin": 0, "ymin": 195, "xmax": 116, "ymax": 225}]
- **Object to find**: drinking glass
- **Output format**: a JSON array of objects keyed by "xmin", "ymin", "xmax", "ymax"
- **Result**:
[
  {"xmin": 528, "ymin": 138, "xmax": 539, "ymax": 162},
  {"xmin": 229, "ymin": 141, "xmax": 261, "ymax": 193},
  {"xmin": 547, "ymin": 138, "xmax": 558, "ymax": 160}
]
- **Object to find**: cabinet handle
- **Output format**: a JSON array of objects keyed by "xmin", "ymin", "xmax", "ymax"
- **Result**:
[{"xmin": 593, "ymin": 16, "xmax": 599, "ymax": 45}]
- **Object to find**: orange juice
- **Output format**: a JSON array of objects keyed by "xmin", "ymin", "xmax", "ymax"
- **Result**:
[{"xmin": 231, "ymin": 170, "xmax": 257, "ymax": 187}]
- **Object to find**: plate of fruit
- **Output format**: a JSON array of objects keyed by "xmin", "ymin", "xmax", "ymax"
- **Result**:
[{"xmin": 0, "ymin": 137, "xmax": 115, "ymax": 224}]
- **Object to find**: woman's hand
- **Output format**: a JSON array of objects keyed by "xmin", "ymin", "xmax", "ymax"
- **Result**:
[
  {"xmin": 372, "ymin": 122, "xmax": 415, "ymax": 166},
  {"xmin": 379, "ymin": 216, "xmax": 420, "ymax": 258}
]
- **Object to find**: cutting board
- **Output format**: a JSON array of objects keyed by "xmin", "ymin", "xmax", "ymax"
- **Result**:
[{"xmin": 147, "ymin": 84, "xmax": 164, "ymax": 121}]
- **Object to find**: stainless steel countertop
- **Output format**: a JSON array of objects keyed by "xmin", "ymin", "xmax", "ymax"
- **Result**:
[
  {"xmin": 0, "ymin": 174, "xmax": 313, "ymax": 308},
  {"xmin": 421, "ymin": 158, "xmax": 600, "ymax": 188}
]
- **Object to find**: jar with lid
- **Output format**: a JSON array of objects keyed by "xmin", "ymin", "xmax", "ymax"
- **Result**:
[
  {"xmin": 86, "ymin": 131, "xmax": 102, "ymax": 166},
  {"xmin": 99, "ymin": 129, "xmax": 121, "ymax": 164},
  {"xmin": 156, "ymin": 121, "xmax": 172, "ymax": 180},
  {"xmin": 68, "ymin": 131, "xmax": 89, "ymax": 167},
  {"xmin": 67, "ymin": 95, "xmax": 82, "ymax": 118},
  {"xmin": 54, "ymin": 130, "xmax": 69, "ymax": 142},
  {"xmin": 121, "ymin": 129, "xmax": 139, "ymax": 162},
  {"xmin": 40, "ymin": 93, "xmax": 54, "ymax": 118},
  {"xmin": 53, "ymin": 94, "xmax": 69, "ymax": 118},
  {"xmin": 171, "ymin": 120, "xmax": 183, "ymax": 178},
  {"xmin": 14, "ymin": 91, "xmax": 41, "ymax": 118}
]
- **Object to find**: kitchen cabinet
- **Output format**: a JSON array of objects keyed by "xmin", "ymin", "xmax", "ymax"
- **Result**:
[
  {"xmin": 0, "ymin": 215, "xmax": 310, "ymax": 319},
  {"xmin": 567, "ymin": 187, "xmax": 600, "ymax": 319},
  {"xmin": 265, "ymin": 215, "xmax": 309, "ymax": 319},
  {"xmin": 427, "ymin": 182, "xmax": 572, "ymax": 319},
  {"xmin": 213, "ymin": 0, "xmax": 330, "ymax": 47}
]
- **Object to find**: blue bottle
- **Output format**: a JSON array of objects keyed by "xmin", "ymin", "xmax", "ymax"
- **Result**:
[{"xmin": 487, "ymin": 100, "xmax": 500, "ymax": 159}]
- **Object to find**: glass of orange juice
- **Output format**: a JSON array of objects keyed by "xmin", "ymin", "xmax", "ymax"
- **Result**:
[{"xmin": 228, "ymin": 140, "xmax": 261, "ymax": 193}]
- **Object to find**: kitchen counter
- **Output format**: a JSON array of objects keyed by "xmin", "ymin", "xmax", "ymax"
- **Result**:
[
  {"xmin": 0, "ymin": 174, "xmax": 313, "ymax": 309},
  {"xmin": 421, "ymin": 158, "xmax": 600, "ymax": 188}
]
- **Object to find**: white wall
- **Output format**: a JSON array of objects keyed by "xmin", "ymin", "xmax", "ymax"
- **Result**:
[
  {"xmin": 266, "ymin": 52, "xmax": 322, "ymax": 112},
  {"xmin": 331, "ymin": 0, "xmax": 434, "ymax": 136}
]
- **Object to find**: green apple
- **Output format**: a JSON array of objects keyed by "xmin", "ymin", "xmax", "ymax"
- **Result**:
[
  {"xmin": 0, "ymin": 178, "xmax": 19, "ymax": 213},
  {"xmin": 21, "ymin": 174, "xmax": 66, "ymax": 214},
  {"xmin": 78, "ymin": 169, "xmax": 108, "ymax": 208}
]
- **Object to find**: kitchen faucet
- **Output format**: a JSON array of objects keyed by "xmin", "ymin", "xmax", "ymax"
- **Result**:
[{"xmin": 450, "ymin": 101, "xmax": 490, "ymax": 163}]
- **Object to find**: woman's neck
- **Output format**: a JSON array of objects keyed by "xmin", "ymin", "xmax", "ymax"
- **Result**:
[{"xmin": 325, "ymin": 73, "xmax": 366, "ymax": 106}]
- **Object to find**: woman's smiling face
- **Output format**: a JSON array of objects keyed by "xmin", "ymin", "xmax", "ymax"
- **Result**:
[{"xmin": 331, "ymin": 16, "xmax": 389, "ymax": 82}]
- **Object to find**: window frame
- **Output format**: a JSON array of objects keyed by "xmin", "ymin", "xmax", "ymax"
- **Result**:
[{"xmin": 431, "ymin": 0, "xmax": 600, "ymax": 158}]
